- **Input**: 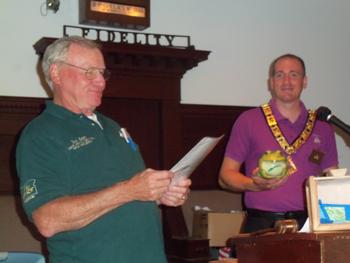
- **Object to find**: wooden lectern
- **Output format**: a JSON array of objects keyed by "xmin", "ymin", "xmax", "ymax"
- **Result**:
[{"xmin": 231, "ymin": 231, "xmax": 350, "ymax": 263}]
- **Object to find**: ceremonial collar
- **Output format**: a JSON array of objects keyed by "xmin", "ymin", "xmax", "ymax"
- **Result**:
[{"xmin": 261, "ymin": 102, "xmax": 316, "ymax": 155}]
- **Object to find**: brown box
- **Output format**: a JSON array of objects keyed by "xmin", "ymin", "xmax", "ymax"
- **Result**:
[
  {"xmin": 192, "ymin": 211, "xmax": 245, "ymax": 247},
  {"xmin": 231, "ymin": 231, "xmax": 350, "ymax": 263},
  {"xmin": 306, "ymin": 176, "xmax": 350, "ymax": 232},
  {"xmin": 166, "ymin": 236, "xmax": 210, "ymax": 262}
]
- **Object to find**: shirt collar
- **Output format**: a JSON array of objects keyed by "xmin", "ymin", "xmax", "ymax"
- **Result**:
[
  {"xmin": 269, "ymin": 99, "xmax": 308, "ymax": 124},
  {"xmin": 45, "ymin": 100, "xmax": 88, "ymax": 120}
]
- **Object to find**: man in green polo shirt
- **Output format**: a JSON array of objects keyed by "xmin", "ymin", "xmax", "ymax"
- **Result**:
[{"xmin": 16, "ymin": 36, "xmax": 191, "ymax": 263}]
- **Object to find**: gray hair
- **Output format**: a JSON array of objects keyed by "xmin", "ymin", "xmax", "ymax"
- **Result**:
[{"xmin": 42, "ymin": 36, "xmax": 100, "ymax": 88}]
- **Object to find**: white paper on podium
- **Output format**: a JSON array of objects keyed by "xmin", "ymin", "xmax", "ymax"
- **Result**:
[
  {"xmin": 299, "ymin": 217, "xmax": 310, "ymax": 233},
  {"xmin": 170, "ymin": 135, "xmax": 224, "ymax": 185}
]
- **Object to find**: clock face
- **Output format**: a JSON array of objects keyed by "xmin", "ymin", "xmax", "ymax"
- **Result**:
[{"xmin": 79, "ymin": 0, "xmax": 150, "ymax": 31}]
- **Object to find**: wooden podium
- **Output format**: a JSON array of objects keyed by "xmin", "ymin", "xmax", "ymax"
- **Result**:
[{"xmin": 231, "ymin": 231, "xmax": 350, "ymax": 263}]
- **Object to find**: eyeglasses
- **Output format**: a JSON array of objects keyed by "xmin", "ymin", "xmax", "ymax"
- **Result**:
[
  {"xmin": 273, "ymin": 71, "xmax": 304, "ymax": 80},
  {"xmin": 58, "ymin": 61, "xmax": 111, "ymax": 81}
]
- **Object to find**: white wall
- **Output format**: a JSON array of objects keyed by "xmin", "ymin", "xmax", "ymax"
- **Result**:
[{"xmin": 1, "ymin": 0, "xmax": 349, "ymax": 168}]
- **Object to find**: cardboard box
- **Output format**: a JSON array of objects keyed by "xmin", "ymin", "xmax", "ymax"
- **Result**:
[
  {"xmin": 192, "ymin": 211, "xmax": 245, "ymax": 247},
  {"xmin": 306, "ymin": 175, "xmax": 350, "ymax": 232}
]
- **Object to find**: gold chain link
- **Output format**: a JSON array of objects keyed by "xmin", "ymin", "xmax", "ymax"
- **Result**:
[{"xmin": 261, "ymin": 104, "xmax": 316, "ymax": 155}]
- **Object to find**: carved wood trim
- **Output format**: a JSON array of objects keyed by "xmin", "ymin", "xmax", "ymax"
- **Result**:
[{"xmin": 33, "ymin": 37, "xmax": 210, "ymax": 77}]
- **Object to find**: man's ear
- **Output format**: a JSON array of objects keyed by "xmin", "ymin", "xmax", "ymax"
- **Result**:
[
  {"xmin": 50, "ymin": 64, "xmax": 60, "ymax": 85},
  {"xmin": 303, "ymin": 75, "xmax": 308, "ymax": 90},
  {"xmin": 267, "ymin": 77, "xmax": 272, "ymax": 92}
]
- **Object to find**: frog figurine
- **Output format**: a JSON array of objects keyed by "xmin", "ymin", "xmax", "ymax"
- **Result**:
[{"xmin": 258, "ymin": 150, "xmax": 288, "ymax": 179}]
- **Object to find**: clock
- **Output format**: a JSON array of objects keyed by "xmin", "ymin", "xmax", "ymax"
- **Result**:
[{"xmin": 79, "ymin": 0, "xmax": 150, "ymax": 30}]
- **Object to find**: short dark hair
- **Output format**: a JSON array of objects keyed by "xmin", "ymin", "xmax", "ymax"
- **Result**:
[{"xmin": 269, "ymin": 54, "xmax": 306, "ymax": 77}]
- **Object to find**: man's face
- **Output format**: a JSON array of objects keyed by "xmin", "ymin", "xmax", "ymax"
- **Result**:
[
  {"xmin": 268, "ymin": 57, "xmax": 307, "ymax": 104},
  {"xmin": 52, "ymin": 43, "xmax": 107, "ymax": 115}
]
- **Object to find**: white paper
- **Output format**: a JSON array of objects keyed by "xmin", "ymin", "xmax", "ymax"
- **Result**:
[
  {"xmin": 299, "ymin": 217, "xmax": 310, "ymax": 233},
  {"xmin": 328, "ymin": 168, "xmax": 348, "ymax": 177},
  {"xmin": 170, "ymin": 135, "xmax": 224, "ymax": 185}
]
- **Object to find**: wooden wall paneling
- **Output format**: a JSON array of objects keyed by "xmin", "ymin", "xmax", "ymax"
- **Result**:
[
  {"xmin": 102, "ymin": 72, "xmax": 183, "ymax": 170},
  {"xmin": 0, "ymin": 97, "xmax": 46, "ymax": 194},
  {"xmin": 0, "ymin": 135, "xmax": 18, "ymax": 194},
  {"xmin": 180, "ymin": 104, "xmax": 252, "ymax": 189},
  {"xmin": 99, "ymin": 97, "xmax": 162, "ymax": 168}
]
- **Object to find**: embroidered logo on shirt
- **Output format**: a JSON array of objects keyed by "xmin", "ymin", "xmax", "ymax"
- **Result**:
[
  {"xmin": 21, "ymin": 179, "xmax": 38, "ymax": 203},
  {"xmin": 68, "ymin": 136, "xmax": 95, "ymax": 150}
]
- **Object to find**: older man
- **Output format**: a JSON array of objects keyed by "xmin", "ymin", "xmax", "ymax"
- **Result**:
[{"xmin": 16, "ymin": 36, "xmax": 190, "ymax": 263}]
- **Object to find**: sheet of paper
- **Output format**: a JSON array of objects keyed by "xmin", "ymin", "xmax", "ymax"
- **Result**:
[
  {"xmin": 299, "ymin": 217, "xmax": 310, "ymax": 233},
  {"xmin": 170, "ymin": 135, "xmax": 224, "ymax": 185},
  {"xmin": 329, "ymin": 168, "xmax": 348, "ymax": 177}
]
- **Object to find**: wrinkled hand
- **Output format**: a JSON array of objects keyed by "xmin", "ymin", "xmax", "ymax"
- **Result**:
[
  {"xmin": 128, "ymin": 168, "xmax": 173, "ymax": 201},
  {"xmin": 158, "ymin": 177, "xmax": 191, "ymax": 207},
  {"xmin": 251, "ymin": 167, "xmax": 288, "ymax": 191}
]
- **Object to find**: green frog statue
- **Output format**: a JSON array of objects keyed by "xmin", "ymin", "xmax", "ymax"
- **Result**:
[{"xmin": 258, "ymin": 150, "xmax": 289, "ymax": 179}]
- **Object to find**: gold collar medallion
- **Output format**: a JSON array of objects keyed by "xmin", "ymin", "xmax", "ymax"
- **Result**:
[{"xmin": 261, "ymin": 103, "xmax": 316, "ymax": 174}]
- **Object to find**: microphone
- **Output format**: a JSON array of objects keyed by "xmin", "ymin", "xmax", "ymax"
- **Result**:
[{"xmin": 317, "ymin": 106, "xmax": 350, "ymax": 135}]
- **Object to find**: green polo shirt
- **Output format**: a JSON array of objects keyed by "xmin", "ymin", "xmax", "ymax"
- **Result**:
[{"xmin": 16, "ymin": 101, "xmax": 167, "ymax": 263}]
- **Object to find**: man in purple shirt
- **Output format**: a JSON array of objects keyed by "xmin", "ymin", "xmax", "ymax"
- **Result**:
[{"xmin": 219, "ymin": 54, "xmax": 338, "ymax": 233}]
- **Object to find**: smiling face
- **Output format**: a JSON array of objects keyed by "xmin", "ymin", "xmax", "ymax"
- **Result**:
[
  {"xmin": 50, "ymin": 43, "xmax": 106, "ymax": 116},
  {"xmin": 268, "ymin": 57, "xmax": 307, "ymax": 104}
]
